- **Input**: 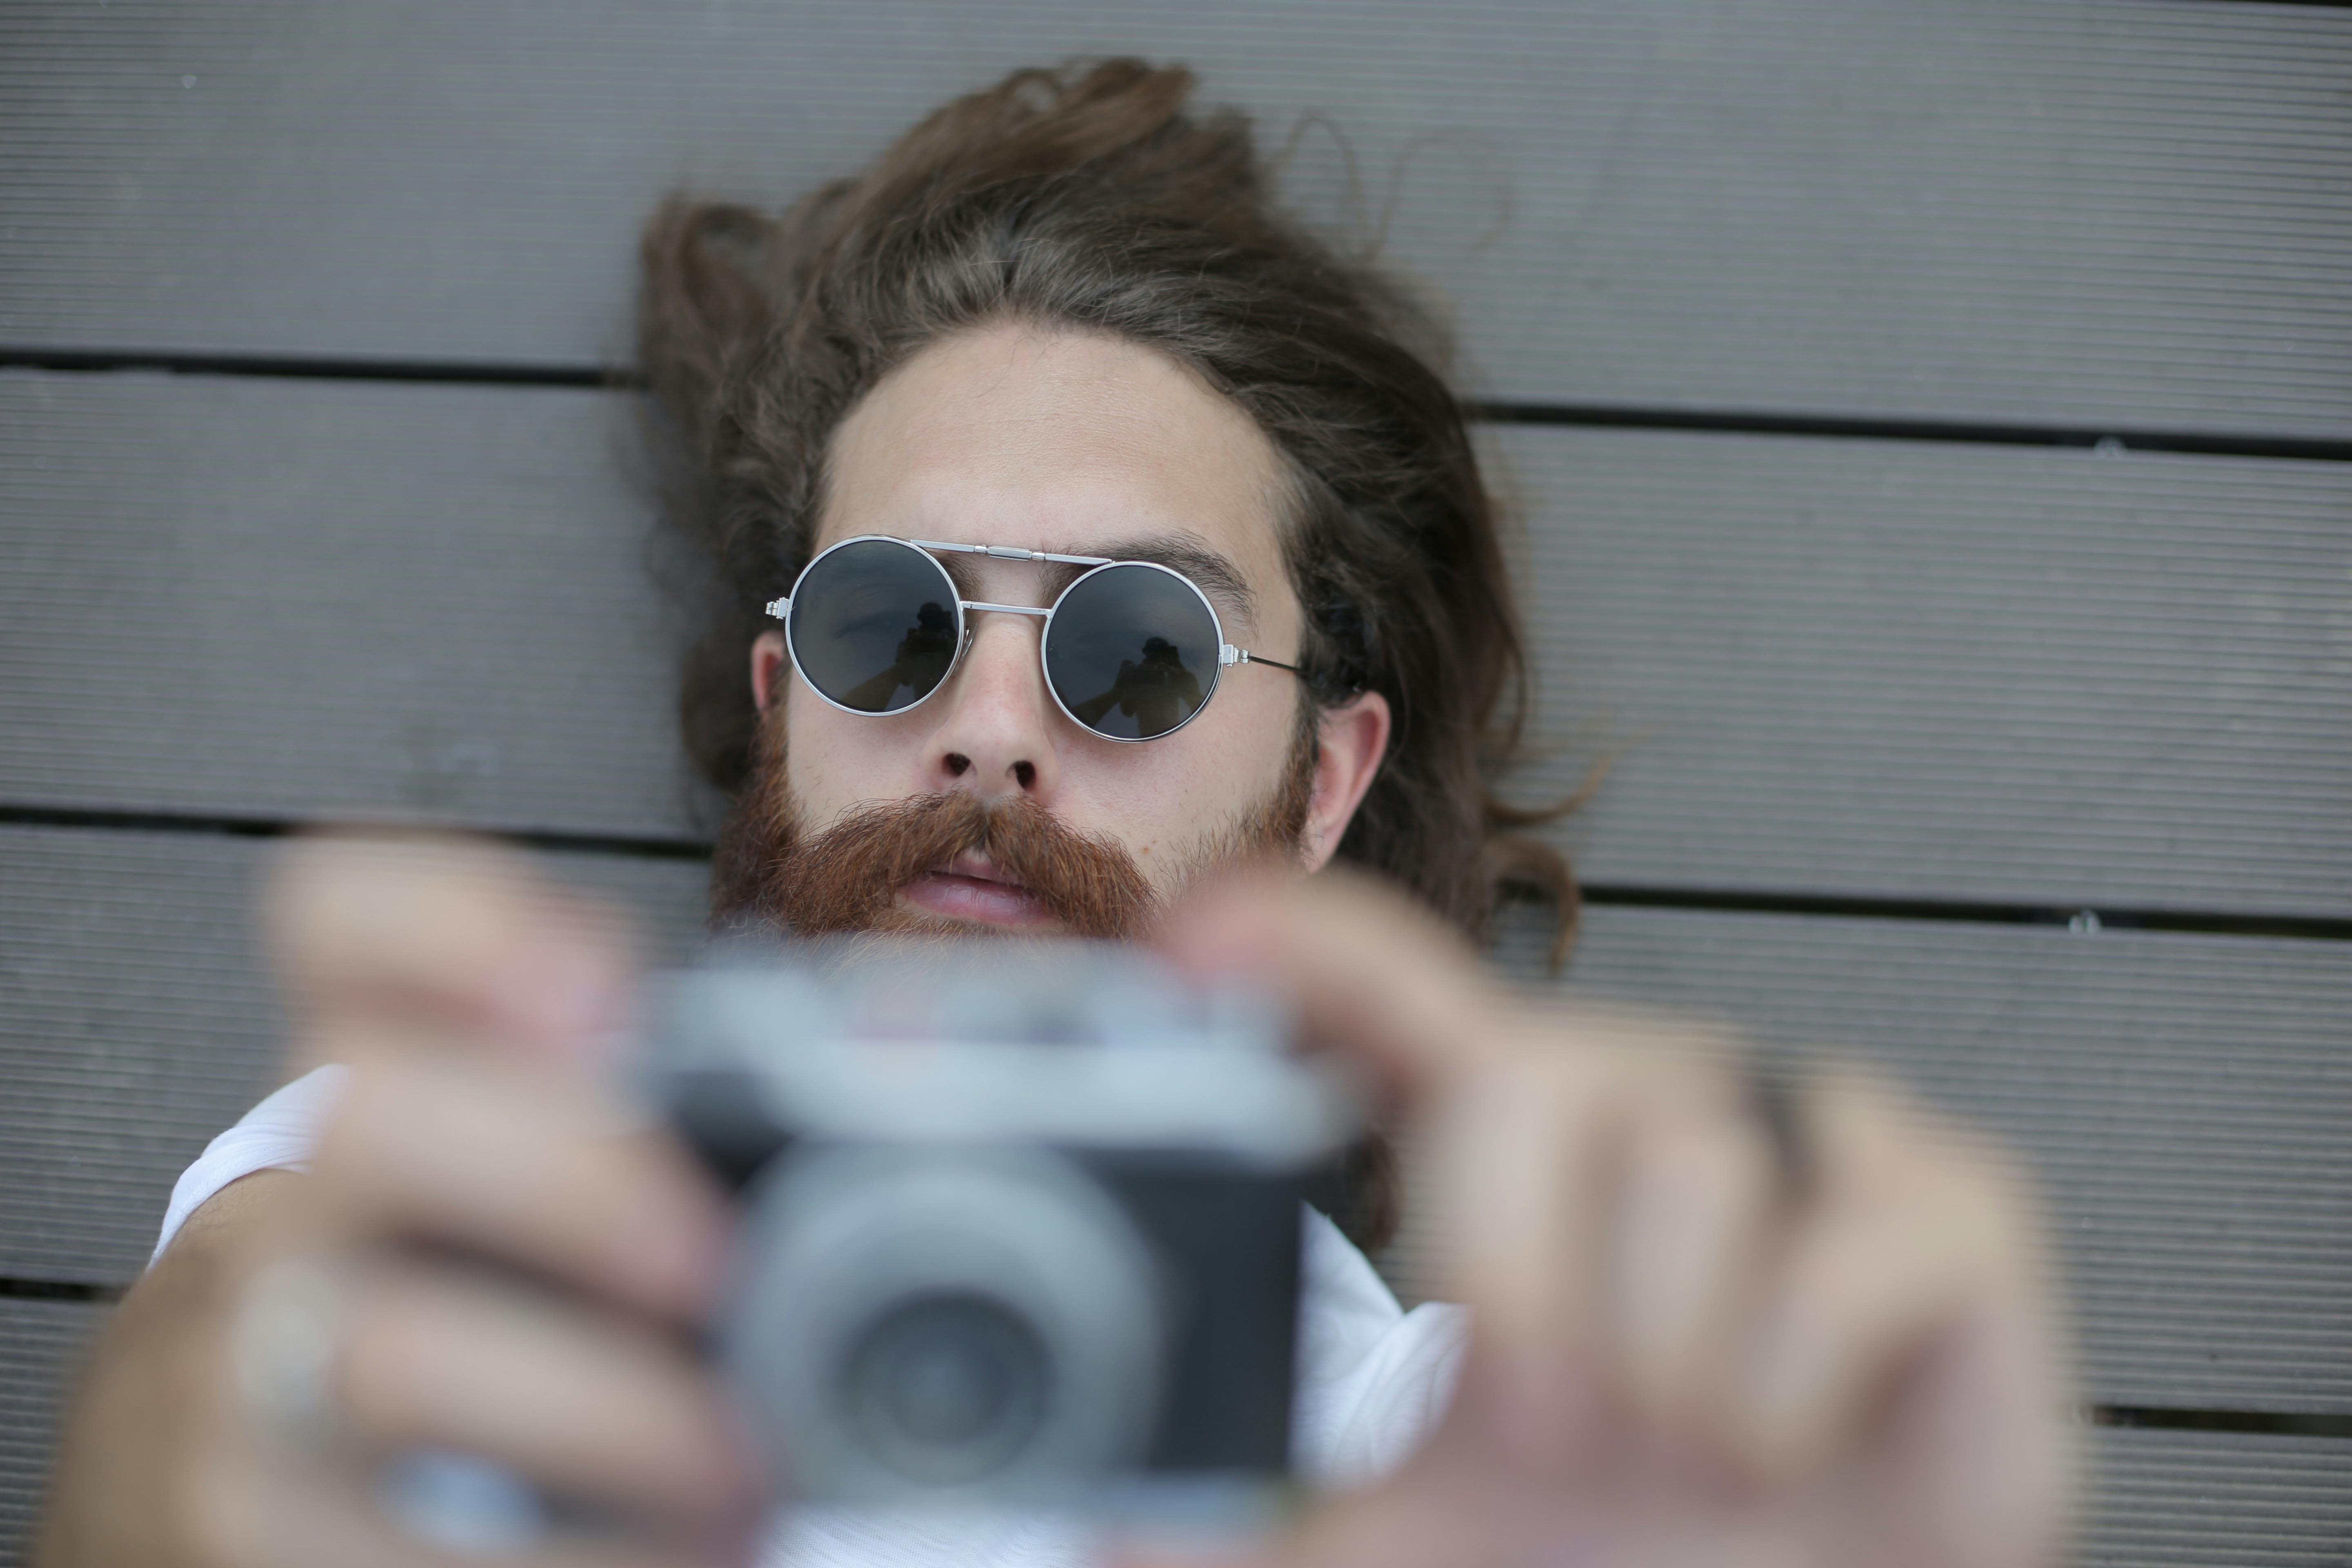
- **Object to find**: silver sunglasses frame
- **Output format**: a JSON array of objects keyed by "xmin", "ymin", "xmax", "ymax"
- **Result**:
[{"xmin": 764, "ymin": 534, "xmax": 1298, "ymax": 744}]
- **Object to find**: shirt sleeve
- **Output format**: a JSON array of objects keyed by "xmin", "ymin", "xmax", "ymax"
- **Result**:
[
  {"xmin": 1307, "ymin": 1299, "xmax": 1470, "ymax": 1488},
  {"xmin": 1290, "ymin": 1207, "xmax": 1470, "ymax": 1490},
  {"xmin": 150, "ymin": 1063, "xmax": 347, "ymax": 1267}
]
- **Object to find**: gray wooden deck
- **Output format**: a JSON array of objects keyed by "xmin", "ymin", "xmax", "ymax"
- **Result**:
[{"xmin": 2, "ymin": 2, "xmax": 2347, "ymax": 1563}]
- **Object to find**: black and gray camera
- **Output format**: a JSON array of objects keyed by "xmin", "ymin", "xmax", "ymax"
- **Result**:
[{"xmin": 640, "ymin": 941, "xmax": 1361, "ymax": 1521}]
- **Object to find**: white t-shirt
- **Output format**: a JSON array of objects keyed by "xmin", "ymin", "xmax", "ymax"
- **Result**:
[{"xmin": 157, "ymin": 1067, "xmax": 1468, "ymax": 1566}]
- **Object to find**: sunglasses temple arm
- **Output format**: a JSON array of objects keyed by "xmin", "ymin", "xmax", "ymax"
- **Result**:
[{"xmin": 1221, "ymin": 644, "xmax": 1302, "ymax": 676}]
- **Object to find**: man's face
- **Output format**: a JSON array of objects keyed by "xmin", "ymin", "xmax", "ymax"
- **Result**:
[{"xmin": 734, "ymin": 322, "xmax": 1384, "ymax": 938}]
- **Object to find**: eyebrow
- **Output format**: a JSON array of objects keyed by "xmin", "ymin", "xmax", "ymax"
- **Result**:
[{"xmin": 927, "ymin": 532, "xmax": 1260, "ymax": 632}]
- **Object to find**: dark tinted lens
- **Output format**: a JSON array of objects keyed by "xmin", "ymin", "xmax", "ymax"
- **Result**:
[
  {"xmin": 1045, "ymin": 564, "xmax": 1219, "ymax": 740},
  {"xmin": 788, "ymin": 540, "xmax": 960, "ymax": 714}
]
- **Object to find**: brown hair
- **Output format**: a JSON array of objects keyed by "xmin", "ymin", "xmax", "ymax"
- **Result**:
[{"xmin": 640, "ymin": 58, "xmax": 1576, "ymax": 947}]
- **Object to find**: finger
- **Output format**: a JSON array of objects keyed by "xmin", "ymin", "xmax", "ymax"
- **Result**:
[
  {"xmin": 1605, "ymin": 1101, "xmax": 1778, "ymax": 1451},
  {"xmin": 1734, "ymin": 1087, "xmax": 2024, "ymax": 1483},
  {"xmin": 1154, "ymin": 869, "xmax": 1512, "ymax": 1100},
  {"xmin": 192, "ymin": 1438, "xmax": 748, "ymax": 1568},
  {"xmin": 1889, "ymin": 1295, "xmax": 2079, "ymax": 1568},
  {"xmin": 1430, "ymin": 1013, "xmax": 1749, "ymax": 1447},
  {"xmin": 313, "ymin": 1048, "xmax": 729, "ymax": 1323},
  {"xmin": 1109, "ymin": 1481, "xmax": 1460, "ymax": 1568},
  {"xmin": 1162, "ymin": 872, "xmax": 1768, "ymax": 1456},
  {"xmin": 1423, "ymin": 1047, "xmax": 1634, "ymax": 1458},
  {"xmin": 269, "ymin": 832, "xmax": 636, "ymax": 1060},
  {"xmin": 333, "ymin": 1261, "xmax": 759, "ymax": 1532}
]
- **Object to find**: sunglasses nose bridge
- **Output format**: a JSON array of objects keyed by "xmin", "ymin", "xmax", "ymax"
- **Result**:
[
  {"xmin": 920, "ymin": 604, "xmax": 1064, "ymax": 800},
  {"xmin": 954, "ymin": 601, "xmax": 1056, "ymax": 692}
]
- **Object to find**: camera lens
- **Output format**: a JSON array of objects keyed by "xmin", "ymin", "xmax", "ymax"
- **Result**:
[
  {"xmin": 725, "ymin": 1146, "xmax": 1165, "ymax": 1502},
  {"xmin": 842, "ymin": 1292, "xmax": 1050, "ymax": 1485}
]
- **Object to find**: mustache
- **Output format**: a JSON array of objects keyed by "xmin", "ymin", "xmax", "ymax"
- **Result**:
[{"xmin": 736, "ymin": 791, "xmax": 1157, "ymax": 940}]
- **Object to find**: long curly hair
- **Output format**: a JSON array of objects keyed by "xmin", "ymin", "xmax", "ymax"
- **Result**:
[{"xmin": 637, "ymin": 59, "xmax": 1579, "ymax": 1249}]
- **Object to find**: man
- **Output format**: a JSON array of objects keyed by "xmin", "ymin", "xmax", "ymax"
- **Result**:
[{"xmin": 38, "ymin": 59, "xmax": 2070, "ymax": 1568}]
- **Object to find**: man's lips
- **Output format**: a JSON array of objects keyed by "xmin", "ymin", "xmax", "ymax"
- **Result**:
[{"xmin": 897, "ymin": 852, "xmax": 1057, "ymax": 928}]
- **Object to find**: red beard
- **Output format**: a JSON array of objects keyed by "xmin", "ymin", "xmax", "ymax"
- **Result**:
[
  {"xmin": 703, "ymin": 706, "xmax": 1396, "ymax": 1252},
  {"xmin": 709, "ymin": 710, "xmax": 1314, "ymax": 940}
]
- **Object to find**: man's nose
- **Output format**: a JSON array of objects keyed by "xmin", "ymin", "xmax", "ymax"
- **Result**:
[{"xmin": 924, "ymin": 611, "xmax": 1060, "ymax": 800}]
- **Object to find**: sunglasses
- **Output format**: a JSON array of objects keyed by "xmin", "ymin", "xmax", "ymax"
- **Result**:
[{"xmin": 765, "ymin": 535, "xmax": 1301, "ymax": 742}]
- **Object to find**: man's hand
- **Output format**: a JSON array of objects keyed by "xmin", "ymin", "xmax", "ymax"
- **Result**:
[
  {"xmin": 40, "ymin": 840, "xmax": 2070, "ymax": 1568},
  {"xmin": 1149, "ymin": 872, "xmax": 2074, "ymax": 1568},
  {"xmin": 39, "ymin": 836, "xmax": 757, "ymax": 1568}
]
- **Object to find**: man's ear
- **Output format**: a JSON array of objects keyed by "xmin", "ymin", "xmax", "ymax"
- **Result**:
[
  {"xmin": 1300, "ymin": 690, "xmax": 1391, "ymax": 873},
  {"xmin": 751, "ymin": 631, "xmax": 790, "ymax": 715}
]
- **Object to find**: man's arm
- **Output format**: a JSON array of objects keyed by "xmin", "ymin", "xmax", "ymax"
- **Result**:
[
  {"xmin": 1141, "ymin": 872, "xmax": 2074, "ymax": 1568},
  {"xmin": 39, "ymin": 1174, "xmax": 305, "ymax": 1568},
  {"xmin": 35, "ymin": 839, "xmax": 757, "ymax": 1568},
  {"xmin": 36, "ymin": 837, "xmax": 2069, "ymax": 1568}
]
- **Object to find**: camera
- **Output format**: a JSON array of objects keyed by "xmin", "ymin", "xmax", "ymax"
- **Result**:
[{"xmin": 639, "ymin": 940, "xmax": 1362, "ymax": 1523}]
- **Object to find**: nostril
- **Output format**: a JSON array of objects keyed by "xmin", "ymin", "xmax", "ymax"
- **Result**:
[
  {"xmin": 944, "ymin": 753, "xmax": 972, "ymax": 778},
  {"xmin": 1013, "ymin": 760, "xmax": 1036, "ymax": 790}
]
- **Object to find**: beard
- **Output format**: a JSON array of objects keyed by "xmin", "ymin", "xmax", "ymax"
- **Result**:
[
  {"xmin": 709, "ymin": 708, "xmax": 1319, "ymax": 940},
  {"xmin": 703, "ymin": 706, "xmax": 1399, "ymax": 1257}
]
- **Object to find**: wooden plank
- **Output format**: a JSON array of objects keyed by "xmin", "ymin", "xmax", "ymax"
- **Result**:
[
  {"xmin": 6, "ymin": 372, "xmax": 2348, "ymax": 914},
  {"xmin": 0, "ymin": 1297, "xmax": 106, "ymax": 1568},
  {"xmin": 1497, "ymin": 427, "xmax": 2352, "ymax": 915},
  {"xmin": 1, "ymin": 0, "xmax": 2346, "ymax": 437},
  {"xmin": 0, "ymin": 1303, "xmax": 2343, "ymax": 1568},
  {"xmin": 0, "ymin": 372, "xmax": 725, "ymax": 841},
  {"xmin": 0, "ymin": 826, "xmax": 711, "ymax": 1289},
  {"xmin": 1505, "ymin": 905, "xmax": 2352, "ymax": 1417},
  {"xmin": 7, "ymin": 826, "xmax": 2348, "ymax": 1416},
  {"xmin": 2082, "ymin": 1426, "xmax": 2352, "ymax": 1568}
]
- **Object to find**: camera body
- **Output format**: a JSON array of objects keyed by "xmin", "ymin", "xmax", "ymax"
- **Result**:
[{"xmin": 640, "ymin": 942, "xmax": 1360, "ymax": 1521}]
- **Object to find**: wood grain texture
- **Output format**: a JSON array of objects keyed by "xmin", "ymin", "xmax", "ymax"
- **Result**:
[
  {"xmin": 0, "ymin": 1298, "xmax": 104, "ymax": 1568},
  {"xmin": 2080, "ymin": 1426, "xmax": 2352, "ymax": 1568},
  {"xmin": 1, "ymin": 0, "xmax": 2347, "ymax": 436},
  {"xmin": 0, "ymin": 371, "xmax": 726, "ymax": 841},
  {"xmin": 1497, "ymin": 427, "xmax": 2352, "ymax": 915},
  {"xmin": 0, "ymin": 1303, "xmax": 2343, "ymax": 1567},
  {"xmin": 1496, "ymin": 904, "xmax": 2352, "ymax": 1416},
  {"xmin": 4, "ymin": 1, "xmax": 2344, "ymax": 1556},
  {"xmin": 7, "ymin": 826, "xmax": 2348, "ymax": 1415},
  {"xmin": 6, "ymin": 372, "xmax": 2348, "ymax": 914},
  {"xmin": 0, "ymin": 826, "xmax": 713, "ymax": 1288}
]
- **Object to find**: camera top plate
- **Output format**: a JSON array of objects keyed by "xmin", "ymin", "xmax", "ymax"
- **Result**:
[{"xmin": 641, "ymin": 938, "xmax": 1363, "ymax": 1166}]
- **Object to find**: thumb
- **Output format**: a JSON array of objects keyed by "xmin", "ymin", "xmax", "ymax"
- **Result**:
[
  {"xmin": 1107, "ymin": 1483, "xmax": 1468, "ymax": 1568},
  {"xmin": 1154, "ymin": 866, "xmax": 1512, "ymax": 1105},
  {"xmin": 267, "ymin": 830, "xmax": 639, "ymax": 1071}
]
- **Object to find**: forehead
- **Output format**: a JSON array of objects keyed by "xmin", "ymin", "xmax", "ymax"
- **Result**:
[{"xmin": 818, "ymin": 323, "xmax": 1292, "ymax": 587}]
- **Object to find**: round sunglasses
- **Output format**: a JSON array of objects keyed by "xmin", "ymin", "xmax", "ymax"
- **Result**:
[{"xmin": 765, "ymin": 535, "xmax": 1301, "ymax": 742}]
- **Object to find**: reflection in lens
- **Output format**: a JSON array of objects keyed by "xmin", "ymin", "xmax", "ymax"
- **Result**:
[
  {"xmin": 789, "ymin": 541, "xmax": 961, "ymax": 713},
  {"xmin": 1046, "ymin": 565, "xmax": 1218, "ymax": 739},
  {"xmin": 840, "ymin": 1293, "xmax": 1051, "ymax": 1486}
]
